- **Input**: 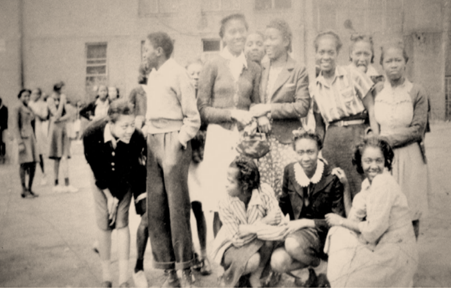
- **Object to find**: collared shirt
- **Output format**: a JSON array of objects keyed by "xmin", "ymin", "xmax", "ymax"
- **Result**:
[
  {"xmin": 310, "ymin": 65, "xmax": 374, "ymax": 123},
  {"xmin": 220, "ymin": 47, "xmax": 248, "ymax": 82},
  {"xmin": 218, "ymin": 183, "xmax": 282, "ymax": 247},
  {"xmin": 144, "ymin": 58, "xmax": 200, "ymax": 147}
]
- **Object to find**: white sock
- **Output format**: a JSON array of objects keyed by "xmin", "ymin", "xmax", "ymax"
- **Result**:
[
  {"xmin": 118, "ymin": 259, "xmax": 129, "ymax": 284},
  {"xmin": 101, "ymin": 260, "xmax": 112, "ymax": 282}
]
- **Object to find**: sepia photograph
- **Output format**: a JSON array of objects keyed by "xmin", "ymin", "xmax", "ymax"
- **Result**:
[{"xmin": 0, "ymin": 0, "xmax": 450, "ymax": 287}]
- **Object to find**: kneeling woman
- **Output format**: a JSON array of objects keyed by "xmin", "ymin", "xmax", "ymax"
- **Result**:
[
  {"xmin": 270, "ymin": 130, "xmax": 345, "ymax": 287},
  {"xmin": 212, "ymin": 156, "xmax": 282, "ymax": 287},
  {"xmin": 83, "ymin": 99, "xmax": 146, "ymax": 287},
  {"xmin": 325, "ymin": 136, "xmax": 418, "ymax": 287}
]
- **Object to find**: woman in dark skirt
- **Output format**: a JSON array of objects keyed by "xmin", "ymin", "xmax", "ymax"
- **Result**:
[
  {"xmin": 12, "ymin": 89, "xmax": 39, "ymax": 198},
  {"xmin": 310, "ymin": 31, "xmax": 376, "ymax": 207}
]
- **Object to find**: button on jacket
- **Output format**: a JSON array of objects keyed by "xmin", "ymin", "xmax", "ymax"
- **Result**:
[{"xmin": 82, "ymin": 119, "xmax": 147, "ymax": 200}]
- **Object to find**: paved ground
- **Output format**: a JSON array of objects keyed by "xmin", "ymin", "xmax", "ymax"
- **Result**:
[{"xmin": 0, "ymin": 123, "xmax": 450, "ymax": 287}]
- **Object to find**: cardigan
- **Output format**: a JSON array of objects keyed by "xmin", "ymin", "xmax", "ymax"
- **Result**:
[
  {"xmin": 82, "ymin": 119, "xmax": 147, "ymax": 200},
  {"xmin": 197, "ymin": 54, "xmax": 262, "ymax": 131},
  {"xmin": 260, "ymin": 56, "xmax": 310, "ymax": 143},
  {"xmin": 279, "ymin": 160, "xmax": 345, "ymax": 239}
]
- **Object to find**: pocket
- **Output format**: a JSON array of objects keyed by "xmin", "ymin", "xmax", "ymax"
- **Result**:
[{"xmin": 339, "ymin": 87, "xmax": 356, "ymax": 102}]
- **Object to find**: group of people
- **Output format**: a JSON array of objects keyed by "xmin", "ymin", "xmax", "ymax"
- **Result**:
[
  {"xmin": 11, "ymin": 11, "xmax": 428, "ymax": 288},
  {"xmin": 12, "ymin": 81, "xmax": 123, "ymax": 198}
]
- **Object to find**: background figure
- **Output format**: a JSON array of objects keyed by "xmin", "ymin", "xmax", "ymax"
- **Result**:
[
  {"xmin": 12, "ymin": 89, "xmax": 39, "ymax": 198},
  {"xmin": 186, "ymin": 59, "xmax": 212, "ymax": 276},
  {"xmin": 29, "ymin": 88, "xmax": 49, "ymax": 184},
  {"xmin": 374, "ymin": 40, "xmax": 430, "ymax": 238},
  {"xmin": 349, "ymin": 34, "xmax": 384, "ymax": 84},
  {"xmin": 47, "ymin": 81, "xmax": 77, "ymax": 193},
  {"xmin": 252, "ymin": 19, "xmax": 310, "ymax": 199},
  {"xmin": 0, "ymin": 97, "xmax": 8, "ymax": 163},
  {"xmin": 108, "ymin": 86, "xmax": 120, "ymax": 100},
  {"xmin": 83, "ymin": 99, "xmax": 146, "ymax": 288},
  {"xmin": 311, "ymin": 31, "xmax": 376, "ymax": 204},
  {"xmin": 128, "ymin": 63, "xmax": 149, "ymax": 129},
  {"xmin": 197, "ymin": 13, "xmax": 265, "ymax": 237},
  {"xmin": 80, "ymin": 85, "xmax": 110, "ymax": 122},
  {"xmin": 244, "ymin": 31, "xmax": 265, "ymax": 66}
]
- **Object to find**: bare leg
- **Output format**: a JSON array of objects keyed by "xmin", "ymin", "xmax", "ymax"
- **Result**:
[
  {"xmin": 38, "ymin": 154, "xmax": 45, "ymax": 174},
  {"xmin": 248, "ymin": 241, "xmax": 274, "ymax": 287},
  {"xmin": 97, "ymin": 228, "xmax": 113, "ymax": 282},
  {"xmin": 53, "ymin": 158, "xmax": 60, "ymax": 186},
  {"xmin": 19, "ymin": 164, "xmax": 27, "ymax": 192},
  {"xmin": 191, "ymin": 201, "xmax": 207, "ymax": 257},
  {"xmin": 27, "ymin": 162, "xmax": 36, "ymax": 191},
  {"xmin": 412, "ymin": 220, "xmax": 420, "ymax": 240},
  {"xmin": 213, "ymin": 211, "xmax": 222, "ymax": 238},
  {"xmin": 270, "ymin": 247, "xmax": 308, "ymax": 273},
  {"xmin": 135, "ymin": 212, "xmax": 148, "ymax": 273},
  {"xmin": 117, "ymin": 226, "xmax": 130, "ymax": 285}
]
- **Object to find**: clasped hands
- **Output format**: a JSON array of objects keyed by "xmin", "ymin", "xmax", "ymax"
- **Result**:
[{"xmin": 231, "ymin": 104, "xmax": 271, "ymax": 133}]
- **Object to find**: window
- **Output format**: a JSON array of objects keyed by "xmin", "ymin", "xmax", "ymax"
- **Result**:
[
  {"xmin": 202, "ymin": 39, "xmax": 221, "ymax": 61},
  {"xmin": 255, "ymin": 0, "xmax": 291, "ymax": 10},
  {"xmin": 202, "ymin": 0, "xmax": 240, "ymax": 11},
  {"xmin": 138, "ymin": 0, "xmax": 180, "ymax": 15},
  {"xmin": 85, "ymin": 43, "xmax": 107, "ymax": 100}
]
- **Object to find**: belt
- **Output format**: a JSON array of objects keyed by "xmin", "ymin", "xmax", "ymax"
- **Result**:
[{"xmin": 329, "ymin": 119, "xmax": 365, "ymax": 127}]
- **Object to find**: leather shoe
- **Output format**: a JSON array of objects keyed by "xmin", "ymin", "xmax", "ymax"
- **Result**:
[{"xmin": 162, "ymin": 269, "xmax": 180, "ymax": 288}]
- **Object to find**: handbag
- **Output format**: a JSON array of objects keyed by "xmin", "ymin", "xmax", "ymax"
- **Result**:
[{"xmin": 236, "ymin": 119, "xmax": 271, "ymax": 159}]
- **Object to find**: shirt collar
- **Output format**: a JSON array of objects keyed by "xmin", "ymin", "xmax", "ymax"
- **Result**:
[
  {"xmin": 366, "ymin": 65, "xmax": 380, "ymax": 77},
  {"xmin": 103, "ymin": 122, "xmax": 115, "ymax": 144},
  {"xmin": 220, "ymin": 47, "xmax": 248, "ymax": 69},
  {"xmin": 151, "ymin": 58, "xmax": 176, "ymax": 76},
  {"xmin": 316, "ymin": 66, "xmax": 346, "ymax": 87},
  {"xmin": 229, "ymin": 188, "xmax": 263, "ymax": 207}
]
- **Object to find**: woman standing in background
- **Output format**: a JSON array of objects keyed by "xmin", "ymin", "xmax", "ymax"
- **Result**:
[
  {"xmin": 197, "ymin": 13, "xmax": 264, "ymax": 236},
  {"xmin": 244, "ymin": 31, "xmax": 265, "ymax": 66},
  {"xmin": 80, "ymin": 85, "xmax": 110, "ymax": 122},
  {"xmin": 252, "ymin": 19, "xmax": 310, "ymax": 198},
  {"xmin": 29, "ymin": 88, "xmax": 49, "ymax": 184},
  {"xmin": 374, "ymin": 41, "xmax": 429, "ymax": 238},
  {"xmin": 48, "ymin": 81, "xmax": 77, "ymax": 193},
  {"xmin": 12, "ymin": 89, "xmax": 39, "ymax": 198},
  {"xmin": 311, "ymin": 31, "xmax": 376, "ymax": 208}
]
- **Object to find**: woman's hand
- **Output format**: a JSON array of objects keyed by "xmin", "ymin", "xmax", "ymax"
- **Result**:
[
  {"xmin": 107, "ymin": 196, "xmax": 119, "ymax": 226},
  {"xmin": 257, "ymin": 116, "xmax": 271, "ymax": 134},
  {"xmin": 331, "ymin": 167, "xmax": 348, "ymax": 186},
  {"xmin": 231, "ymin": 110, "xmax": 254, "ymax": 126},
  {"xmin": 325, "ymin": 213, "xmax": 344, "ymax": 227},
  {"xmin": 260, "ymin": 210, "xmax": 281, "ymax": 226},
  {"xmin": 250, "ymin": 104, "xmax": 271, "ymax": 118},
  {"xmin": 286, "ymin": 219, "xmax": 312, "ymax": 233}
]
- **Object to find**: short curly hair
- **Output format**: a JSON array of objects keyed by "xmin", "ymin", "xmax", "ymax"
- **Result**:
[
  {"xmin": 352, "ymin": 135, "xmax": 395, "ymax": 175},
  {"xmin": 267, "ymin": 19, "xmax": 292, "ymax": 52},
  {"xmin": 314, "ymin": 30, "xmax": 342, "ymax": 53},
  {"xmin": 219, "ymin": 13, "xmax": 248, "ymax": 39},
  {"xmin": 292, "ymin": 129, "xmax": 323, "ymax": 151},
  {"xmin": 146, "ymin": 32, "xmax": 174, "ymax": 59},
  {"xmin": 229, "ymin": 155, "xmax": 260, "ymax": 194},
  {"xmin": 349, "ymin": 33, "xmax": 374, "ymax": 63},
  {"xmin": 379, "ymin": 39, "xmax": 409, "ymax": 65},
  {"xmin": 18, "ymin": 89, "xmax": 31, "ymax": 99},
  {"xmin": 108, "ymin": 99, "xmax": 134, "ymax": 123}
]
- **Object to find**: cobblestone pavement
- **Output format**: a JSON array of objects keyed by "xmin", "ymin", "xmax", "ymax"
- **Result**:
[{"xmin": 0, "ymin": 123, "xmax": 450, "ymax": 287}]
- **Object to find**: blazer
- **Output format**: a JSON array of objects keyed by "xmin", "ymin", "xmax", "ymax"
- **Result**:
[
  {"xmin": 12, "ymin": 103, "xmax": 35, "ymax": 141},
  {"xmin": 279, "ymin": 161, "xmax": 345, "ymax": 237},
  {"xmin": 260, "ymin": 56, "xmax": 310, "ymax": 143},
  {"xmin": 197, "ymin": 55, "xmax": 261, "ymax": 131},
  {"xmin": 82, "ymin": 119, "xmax": 147, "ymax": 199}
]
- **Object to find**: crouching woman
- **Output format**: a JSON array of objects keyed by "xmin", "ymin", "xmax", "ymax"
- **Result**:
[
  {"xmin": 211, "ymin": 156, "xmax": 284, "ymax": 287},
  {"xmin": 270, "ymin": 130, "xmax": 345, "ymax": 287},
  {"xmin": 83, "ymin": 99, "xmax": 146, "ymax": 287}
]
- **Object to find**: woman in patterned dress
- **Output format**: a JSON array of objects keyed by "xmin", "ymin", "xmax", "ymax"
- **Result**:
[
  {"xmin": 373, "ymin": 40, "xmax": 429, "ymax": 238},
  {"xmin": 250, "ymin": 19, "xmax": 310, "ymax": 199}
]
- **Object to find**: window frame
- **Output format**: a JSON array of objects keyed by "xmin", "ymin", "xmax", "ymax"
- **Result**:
[
  {"xmin": 85, "ymin": 42, "xmax": 108, "ymax": 101},
  {"xmin": 254, "ymin": 0, "xmax": 291, "ymax": 11},
  {"xmin": 201, "ymin": 0, "xmax": 241, "ymax": 12}
]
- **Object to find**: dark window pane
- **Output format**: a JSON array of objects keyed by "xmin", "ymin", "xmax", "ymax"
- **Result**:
[
  {"xmin": 255, "ymin": 0, "xmax": 271, "ymax": 10},
  {"xmin": 203, "ymin": 40, "xmax": 221, "ymax": 52},
  {"xmin": 86, "ymin": 65, "xmax": 106, "ymax": 75},
  {"xmin": 274, "ymin": 0, "xmax": 291, "ymax": 9},
  {"xmin": 87, "ymin": 44, "xmax": 107, "ymax": 59},
  {"xmin": 87, "ymin": 59, "xmax": 106, "ymax": 65}
]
